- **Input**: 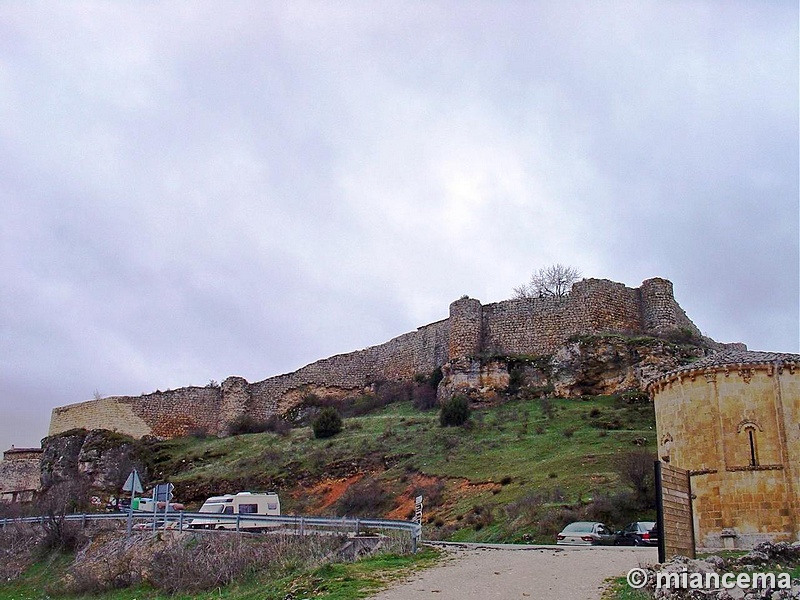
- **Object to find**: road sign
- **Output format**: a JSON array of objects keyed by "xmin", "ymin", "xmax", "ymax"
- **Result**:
[
  {"xmin": 413, "ymin": 495, "xmax": 423, "ymax": 524},
  {"xmin": 122, "ymin": 470, "xmax": 143, "ymax": 494},
  {"xmin": 153, "ymin": 482, "xmax": 174, "ymax": 502}
]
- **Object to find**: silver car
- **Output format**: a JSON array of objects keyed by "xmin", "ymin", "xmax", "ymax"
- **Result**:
[{"xmin": 556, "ymin": 521, "xmax": 617, "ymax": 545}]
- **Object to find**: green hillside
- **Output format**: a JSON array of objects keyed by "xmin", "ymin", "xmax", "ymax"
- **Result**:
[
  {"xmin": 142, "ymin": 392, "xmax": 658, "ymax": 544},
  {"xmin": 2, "ymin": 365, "xmax": 665, "ymax": 599}
]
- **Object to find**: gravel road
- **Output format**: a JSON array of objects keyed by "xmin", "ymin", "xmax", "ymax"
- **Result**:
[{"xmin": 371, "ymin": 543, "xmax": 657, "ymax": 600}]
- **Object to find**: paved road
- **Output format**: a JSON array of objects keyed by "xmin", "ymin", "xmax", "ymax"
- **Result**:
[{"xmin": 372, "ymin": 544, "xmax": 658, "ymax": 600}]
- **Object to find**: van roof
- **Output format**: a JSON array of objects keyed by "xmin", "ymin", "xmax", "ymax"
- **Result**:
[{"xmin": 204, "ymin": 492, "xmax": 279, "ymax": 503}]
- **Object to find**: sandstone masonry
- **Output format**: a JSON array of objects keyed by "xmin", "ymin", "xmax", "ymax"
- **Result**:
[
  {"xmin": 48, "ymin": 277, "xmax": 737, "ymax": 440},
  {"xmin": 0, "ymin": 447, "xmax": 43, "ymax": 502},
  {"xmin": 649, "ymin": 351, "xmax": 800, "ymax": 549}
]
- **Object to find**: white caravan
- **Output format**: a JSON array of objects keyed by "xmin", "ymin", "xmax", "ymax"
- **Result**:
[{"xmin": 189, "ymin": 491, "xmax": 280, "ymax": 530}]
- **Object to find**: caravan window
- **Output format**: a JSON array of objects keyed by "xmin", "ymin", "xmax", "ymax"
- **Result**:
[{"xmin": 239, "ymin": 503, "xmax": 258, "ymax": 514}]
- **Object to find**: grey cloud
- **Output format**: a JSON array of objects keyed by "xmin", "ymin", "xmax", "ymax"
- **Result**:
[{"xmin": 1, "ymin": 1, "xmax": 796, "ymax": 454}]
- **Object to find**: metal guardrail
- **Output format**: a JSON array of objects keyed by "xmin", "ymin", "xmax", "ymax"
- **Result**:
[{"xmin": 0, "ymin": 512, "xmax": 423, "ymax": 551}]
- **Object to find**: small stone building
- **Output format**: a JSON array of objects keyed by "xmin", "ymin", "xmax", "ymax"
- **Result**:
[
  {"xmin": 650, "ymin": 351, "xmax": 800, "ymax": 549},
  {"xmin": 0, "ymin": 447, "xmax": 43, "ymax": 503}
]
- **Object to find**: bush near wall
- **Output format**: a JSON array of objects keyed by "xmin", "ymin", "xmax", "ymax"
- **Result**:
[
  {"xmin": 312, "ymin": 407, "xmax": 343, "ymax": 439},
  {"xmin": 439, "ymin": 396, "xmax": 470, "ymax": 427}
]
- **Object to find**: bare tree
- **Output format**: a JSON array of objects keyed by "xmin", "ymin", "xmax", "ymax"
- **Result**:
[
  {"xmin": 513, "ymin": 264, "xmax": 582, "ymax": 299},
  {"xmin": 35, "ymin": 478, "xmax": 90, "ymax": 551},
  {"xmin": 617, "ymin": 450, "xmax": 657, "ymax": 508}
]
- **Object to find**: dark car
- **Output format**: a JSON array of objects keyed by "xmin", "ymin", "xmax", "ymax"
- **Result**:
[{"xmin": 616, "ymin": 521, "xmax": 659, "ymax": 546}]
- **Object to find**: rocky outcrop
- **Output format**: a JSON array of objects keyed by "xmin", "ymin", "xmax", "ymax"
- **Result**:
[
  {"xmin": 549, "ymin": 335, "xmax": 708, "ymax": 397},
  {"xmin": 438, "ymin": 334, "xmax": 711, "ymax": 401},
  {"xmin": 637, "ymin": 542, "xmax": 800, "ymax": 599},
  {"xmin": 438, "ymin": 358, "xmax": 511, "ymax": 403},
  {"xmin": 40, "ymin": 429, "xmax": 147, "ymax": 493}
]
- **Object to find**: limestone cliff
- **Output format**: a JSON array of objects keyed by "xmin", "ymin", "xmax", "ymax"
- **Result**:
[
  {"xmin": 438, "ymin": 333, "xmax": 710, "ymax": 401},
  {"xmin": 548, "ymin": 334, "xmax": 708, "ymax": 396},
  {"xmin": 40, "ymin": 429, "xmax": 148, "ymax": 494}
]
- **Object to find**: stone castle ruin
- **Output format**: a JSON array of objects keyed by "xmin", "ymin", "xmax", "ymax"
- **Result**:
[
  {"xmin": 48, "ymin": 277, "xmax": 738, "ymax": 440},
  {"xmin": 30, "ymin": 275, "xmax": 800, "ymax": 552}
]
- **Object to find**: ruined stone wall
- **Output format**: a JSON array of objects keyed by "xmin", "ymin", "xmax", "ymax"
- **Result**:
[
  {"xmin": 640, "ymin": 277, "xmax": 701, "ymax": 336},
  {"xmin": 48, "ymin": 276, "xmax": 710, "ymax": 440},
  {"xmin": 0, "ymin": 450, "xmax": 42, "ymax": 502},
  {"xmin": 651, "ymin": 355, "xmax": 800, "ymax": 549},
  {"xmin": 48, "ymin": 319, "xmax": 451, "ymax": 438},
  {"xmin": 131, "ymin": 387, "xmax": 222, "ymax": 438},
  {"xmin": 481, "ymin": 278, "xmax": 659, "ymax": 357},
  {"xmin": 49, "ymin": 387, "xmax": 222, "ymax": 438},
  {"xmin": 50, "ymin": 397, "xmax": 154, "ymax": 438},
  {"xmin": 246, "ymin": 319, "xmax": 450, "ymax": 418},
  {"xmin": 220, "ymin": 377, "xmax": 250, "ymax": 434}
]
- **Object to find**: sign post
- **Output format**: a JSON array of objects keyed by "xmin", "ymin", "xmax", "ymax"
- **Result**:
[
  {"xmin": 122, "ymin": 469, "xmax": 143, "ymax": 537},
  {"xmin": 413, "ymin": 495, "xmax": 423, "ymax": 524},
  {"xmin": 153, "ymin": 483, "xmax": 174, "ymax": 531},
  {"xmin": 413, "ymin": 495, "xmax": 423, "ymax": 552}
]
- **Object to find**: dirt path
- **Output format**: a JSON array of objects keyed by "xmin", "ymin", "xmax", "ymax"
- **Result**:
[{"xmin": 372, "ymin": 544, "xmax": 657, "ymax": 600}]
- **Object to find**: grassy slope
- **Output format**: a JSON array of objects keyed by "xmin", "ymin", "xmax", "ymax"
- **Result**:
[
  {"xmin": 148, "ymin": 393, "xmax": 657, "ymax": 543},
  {"xmin": 1, "ymin": 395, "xmax": 655, "ymax": 599}
]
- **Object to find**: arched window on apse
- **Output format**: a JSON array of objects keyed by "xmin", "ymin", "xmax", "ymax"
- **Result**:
[{"xmin": 737, "ymin": 421, "xmax": 762, "ymax": 467}]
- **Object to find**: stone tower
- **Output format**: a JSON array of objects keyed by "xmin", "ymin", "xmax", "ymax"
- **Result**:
[
  {"xmin": 640, "ymin": 277, "xmax": 701, "ymax": 337},
  {"xmin": 447, "ymin": 297, "xmax": 483, "ymax": 362}
]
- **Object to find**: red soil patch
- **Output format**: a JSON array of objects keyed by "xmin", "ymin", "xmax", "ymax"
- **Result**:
[
  {"xmin": 386, "ymin": 473, "xmax": 443, "ymax": 520},
  {"xmin": 289, "ymin": 471, "xmax": 500, "ymax": 523},
  {"xmin": 291, "ymin": 473, "xmax": 364, "ymax": 513},
  {"xmin": 387, "ymin": 496, "xmax": 416, "ymax": 520}
]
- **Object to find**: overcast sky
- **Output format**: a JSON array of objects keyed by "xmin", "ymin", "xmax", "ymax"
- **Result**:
[{"xmin": 1, "ymin": 2, "xmax": 798, "ymax": 454}]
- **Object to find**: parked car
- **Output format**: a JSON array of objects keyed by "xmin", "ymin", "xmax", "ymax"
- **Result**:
[
  {"xmin": 615, "ymin": 521, "xmax": 659, "ymax": 546},
  {"xmin": 556, "ymin": 521, "xmax": 617, "ymax": 545}
]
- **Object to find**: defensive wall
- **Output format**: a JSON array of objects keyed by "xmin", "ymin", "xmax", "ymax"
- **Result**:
[{"xmin": 49, "ymin": 277, "xmax": 715, "ymax": 440}]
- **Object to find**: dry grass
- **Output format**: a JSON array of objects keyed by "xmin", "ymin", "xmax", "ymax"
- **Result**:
[
  {"xmin": 57, "ymin": 531, "xmax": 353, "ymax": 595},
  {"xmin": 0, "ymin": 523, "xmax": 42, "ymax": 581}
]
